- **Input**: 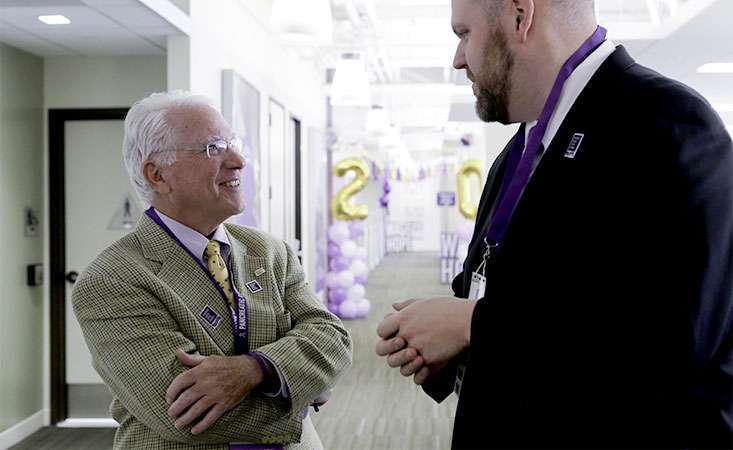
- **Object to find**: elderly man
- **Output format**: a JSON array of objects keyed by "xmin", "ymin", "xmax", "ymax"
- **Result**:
[
  {"xmin": 377, "ymin": 0, "xmax": 732, "ymax": 448},
  {"xmin": 72, "ymin": 92, "xmax": 352, "ymax": 450}
]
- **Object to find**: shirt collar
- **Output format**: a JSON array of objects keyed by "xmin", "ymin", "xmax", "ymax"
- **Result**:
[
  {"xmin": 524, "ymin": 39, "xmax": 616, "ymax": 150},
  {"xmin": 153, "ymin": 208, "xmax": 231, "ymax": 264}
]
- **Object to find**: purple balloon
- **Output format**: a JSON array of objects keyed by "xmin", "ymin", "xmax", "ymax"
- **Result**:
[
  {"xmin": 327, "ymin": 303, "xmax": 341, "ymax": 315},
  {"xmin": 349, "ymin": 221, "xmax": 365, "ymax": 239},
  {"xmin": 329, "ymin": 287, "xmax": 347, "ymax": 304},
  {"xmin": 355, "ymin": 275, "xmax": 368, "ymax": 285},
  {"xmin": 327, "ymin": 243, "xmax": 341, "ymax": 258},
  {"xmin": 330, "ymin": 257, "xmax": 352, "ymax": 271}
]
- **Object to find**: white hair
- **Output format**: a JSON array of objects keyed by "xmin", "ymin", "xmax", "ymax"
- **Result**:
[{"xmin": 122, "ymin": 91, "xmax": 216, "ymax": 206}]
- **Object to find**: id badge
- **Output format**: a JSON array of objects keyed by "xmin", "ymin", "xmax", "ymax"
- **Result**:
[{"xmin": 468, "ymin": 271, "xmax": 486, "ymax": 300}]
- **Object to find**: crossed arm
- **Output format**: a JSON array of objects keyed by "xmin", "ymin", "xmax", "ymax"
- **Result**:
[{"xmin": 73, "ymin": 248, "xmax": 352, "ymax": 444}]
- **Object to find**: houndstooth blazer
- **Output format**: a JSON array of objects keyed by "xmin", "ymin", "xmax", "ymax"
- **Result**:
[{"xmin": 72, "ymin": 214, "xmax": 352, "ymax": 449}]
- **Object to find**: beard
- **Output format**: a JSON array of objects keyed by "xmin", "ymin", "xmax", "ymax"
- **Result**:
[{"xmin": 473, "ymin": 26, "xmax": 514, "ymax": 124}]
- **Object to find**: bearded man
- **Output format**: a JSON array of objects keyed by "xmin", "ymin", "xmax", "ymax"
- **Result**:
[{"xmin": 376, "ymin": 0, "xmax": 733, "ymax": 448}]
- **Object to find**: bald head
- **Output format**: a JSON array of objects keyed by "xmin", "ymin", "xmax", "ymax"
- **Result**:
[{"xmin": 480, "ymin": 0, "xmax": 596, "ymax": 27}]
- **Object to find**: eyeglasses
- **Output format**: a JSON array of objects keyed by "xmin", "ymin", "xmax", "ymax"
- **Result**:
[{"xmin": 183, "ymin": 136, "xmax": 245, "ymax": 159}]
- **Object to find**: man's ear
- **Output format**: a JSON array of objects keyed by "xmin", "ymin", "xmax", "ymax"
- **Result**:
[
  {"xmin": 143, "ymin": 160, "xmax": 171, "ymax": 195},
  {"xmin": 512, "ymin": 0, "xmax": 535, "ymax": 43}
]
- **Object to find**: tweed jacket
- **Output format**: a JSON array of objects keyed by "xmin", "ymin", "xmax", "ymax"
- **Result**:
[{"xmin": 72, "ymin": 214, "xmax": 352, "ymax": 449}]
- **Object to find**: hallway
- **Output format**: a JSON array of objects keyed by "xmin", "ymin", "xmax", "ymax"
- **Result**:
[{"xmin": 11, "ymin": 252, "xmax": 457, "ymax": 450}]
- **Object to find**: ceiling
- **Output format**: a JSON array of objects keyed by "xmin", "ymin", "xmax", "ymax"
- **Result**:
[
  {"xmin": 0, "ymin": 0, "xmax": 730, "ymax": 129},
  {"xmin": 324, "ymin": 0, "xmax": 733, "ymax": 126},
  {"xmin": 0, "ymin": 0, "xmax": 187, "ymax": 56}
]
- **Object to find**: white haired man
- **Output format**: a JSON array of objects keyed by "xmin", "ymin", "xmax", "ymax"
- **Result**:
[
  {"xmin": 377, "ymin": 0, "xmax": 733, "ymax": 448},
  {"xmin": 72, "ymin": 92, "xmax": 352, "ymax": 450}
]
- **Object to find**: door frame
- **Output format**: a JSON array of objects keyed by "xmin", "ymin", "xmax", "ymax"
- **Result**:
[
  {"xmin": 291, "ymin": 115, "xmax": 302, "ymax": 257},
  {"xmin": 48, "ymin": 108, "xmax": 128, "ymax": 424}
]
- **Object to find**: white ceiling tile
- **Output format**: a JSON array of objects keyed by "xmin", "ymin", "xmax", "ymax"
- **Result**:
[
  {"xmin": 93, "ymin": 4, "xmax": 174, "ymax": 29},
  {"xmin": 0, "ymin": 28, "xmax": 75, "ymax": 55}
]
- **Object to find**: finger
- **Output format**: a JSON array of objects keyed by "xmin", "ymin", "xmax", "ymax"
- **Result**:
[
  {"xmin": 174, "ymin": 397, "xmax": 213, "ymax": 430},
  {"xmin": 176, "ymin": 349, "xmax": 205, "ymax": 367},
  {"xmin": 168, "ymin": 388, "xmax": 204, "ymax": 419},
  {"xmin": 191, "ymin": 404, "xmax": 226, "ymax": 435},
  {"xmin": 414, "ymin": 366, "xmax": 431, "ymax": 385},
  {"xmin": 400, "ymin": 355, "xmax": 424, "ymax": 377},
  {"xmin": 166, "ymin": 370, "xmax": 196, "ymax": 405},
  {"xmin": 383, "ymin": 312, "xmax": 394, "ymax": 320},
  {"xmin": 375, "ymin": 336, "xmax": 406, "ymax": 356},
  {"xmin": 392, "ymin": 298, "xmax": 419, "ymax": 311},
  {"xmin": 386, "ymin": 347, "xmax": 417, "ymax": 368},
  {"xmin": 376, "ymin": 314, "xmax": 400, "ymax": 339}
]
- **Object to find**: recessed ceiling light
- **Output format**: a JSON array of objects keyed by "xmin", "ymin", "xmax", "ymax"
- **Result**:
[
  {"xmin": 38, "ymin": 15, "xmax": 71, "ymax": 25},
  {"xmin": 697, "ymin": 63, "xmax": 733, "ymax": 73}
]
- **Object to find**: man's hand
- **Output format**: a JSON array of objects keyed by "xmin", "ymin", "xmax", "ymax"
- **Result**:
[
  {"xmin": 376, "ymin": 296, "xmax": 476, "ymax": 370},
  {"xmin": 165, "ymin": 349, "xmax": 263, "ymax": 434}
]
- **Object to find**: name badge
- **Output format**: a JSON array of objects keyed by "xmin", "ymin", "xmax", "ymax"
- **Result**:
[{"xmin": 468, "ymin": 272, "xmax": 486, "ymax": 301}]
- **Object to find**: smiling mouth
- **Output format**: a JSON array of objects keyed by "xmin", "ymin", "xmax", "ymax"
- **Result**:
[{"xmin": 221, "ymin": 180, "xmax": 240, "ymax": 188}]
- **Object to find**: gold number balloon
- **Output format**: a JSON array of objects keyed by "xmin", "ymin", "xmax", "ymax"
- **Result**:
[
  {"xmin": 457, "ymin": 160, "xmax": 483, "ymax": 219},
  {"xmin": 332, "ymin": 158, "xmax": 371, "ymax": 220}
]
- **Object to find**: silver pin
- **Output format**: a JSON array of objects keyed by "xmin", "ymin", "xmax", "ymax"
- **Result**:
[{"xmin": 254, "ymin": 267, "xmax": 265, "ymax": 277}]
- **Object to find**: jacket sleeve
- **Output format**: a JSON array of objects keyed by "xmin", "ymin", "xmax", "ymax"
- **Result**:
[
  {"xmin": 72, "ymin": 272, "xmax": 300, "ymax": 445},
  {"xmin": 255, "ymin": 242, "xmax": 353, "ymax": 416}
]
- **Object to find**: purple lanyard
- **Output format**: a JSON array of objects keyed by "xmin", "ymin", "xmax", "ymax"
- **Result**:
[
  {"xmin": 145, "ymin": 208, "xmax": 249, "ymax": 354},
  {"xmin": 484, "ymin": 26, "xmax": 607, "ymax": 254}
]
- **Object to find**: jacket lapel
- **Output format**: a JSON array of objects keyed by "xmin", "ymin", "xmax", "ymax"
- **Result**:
[
  {"xmin": 225, "ymin": 226, "xmax": 277, "ymax": 349},
  {"xmin": 135, "ymin": 214, "xmax": 235, "ymax": 355}
]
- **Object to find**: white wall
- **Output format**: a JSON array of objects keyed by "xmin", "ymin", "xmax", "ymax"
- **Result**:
[
  {"xmin": 42, "ymin": 55, "xmax": 167, "ymax": 424},
  {"xmin": 180, "ymin": 0, "xmax": 328, "ymax": 288},
  {"xmin": 0, "ymin": 42, "xmax": 44, "ymax": 442}
]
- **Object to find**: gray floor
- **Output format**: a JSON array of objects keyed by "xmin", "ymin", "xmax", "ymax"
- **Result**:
[{"xmin": 11, "ymin": 252, "xmax": 457, "ymax": 450}]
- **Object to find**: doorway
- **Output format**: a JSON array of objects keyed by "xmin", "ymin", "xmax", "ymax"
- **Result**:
[{"xmin": 49, "ymin": 108, "xmax": 131, "ymax": 425}]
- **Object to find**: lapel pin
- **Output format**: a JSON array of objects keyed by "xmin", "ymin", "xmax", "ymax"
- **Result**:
[
  {"xmin": 254, "ymin": 267, "xmax": 265, "ymax": 277},
  {"xmin": 200, "ymin": 305, "xmax": 222, "ymax": 328},
  {"xmin": 564, "ymin": 133, "xmax": 585, "ymax": 159},
  {"xmin": 245, "ymin": 280, "xmax": 263, "ymax": 294}
]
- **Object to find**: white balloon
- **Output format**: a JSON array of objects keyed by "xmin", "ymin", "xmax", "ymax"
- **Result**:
[
  {"xmin": 356, "ymin": 299, "xmax": 371, "ymax": 316},
  {"xmin": 355, "ymin": 247, "xmax": 368, "ymax": 260},
  {"xmin": 326, "ymin": 272, "xmax": 339, "ymax": 288},
  {"xmin": 340, "ymin": 300, "xmax": 359, "ymax": 319},
  {"xmin": 350, "ymin": 260, "xmax": 368, "ymax": 277},
  {"xmin": 336, "ymin": 270, "xmax": 355, "ymax": 288},
  {"xmin": 340, "ymin": 240, "xmax": 358, "ymax": 258},
  {"xmin": 328, "ymin": 222, "xmax": 350, "ymax": 244},
  {"xmin": 347, "ymin": 284, "xmax": 365, "ymax": 301}
]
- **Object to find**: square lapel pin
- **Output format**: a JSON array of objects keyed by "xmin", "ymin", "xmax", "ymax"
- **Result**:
[
  {"xmin": 200, "ymin": 305, "xmax": 222, "ymax": 328},
  {"xmin": 245, "ymin": 280, "xmax": 263, "ymax": 294},
  {"xmin": 564, "ymin": 133, "xmax": 585, "ymax": 159}
]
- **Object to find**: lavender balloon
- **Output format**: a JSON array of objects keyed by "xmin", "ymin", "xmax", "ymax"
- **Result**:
[
  {"xmin": 327, "ymin": 243, "xmax": 341, "ymax": 258},
  {"xmin": 330, "ymin": 257, "xmax": 351, "ymax": 271},
  {"xmin": 329, "ymin": 287, "xmax": 347, "ymax": 304},
  {"xmin": 355, "ymin": 275, "xmax": 368, "ymax": 285},
  {"xmin": 349, "ymin": 221, "xmax": 365, "ymax": 240}
]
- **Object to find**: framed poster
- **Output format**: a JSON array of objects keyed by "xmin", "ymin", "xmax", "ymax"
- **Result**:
[{"xmin": 222, "ymin": 69, "xmax": 261, "ymax": 227}]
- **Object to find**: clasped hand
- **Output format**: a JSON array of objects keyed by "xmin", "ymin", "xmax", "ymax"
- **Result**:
[
  {"xmin": 165, "ymin": 349, "xmax": 263, "ymax": 434},
  {"xmin": 375, "ymin": 296, "xmax": 476, "ymax": 384}
]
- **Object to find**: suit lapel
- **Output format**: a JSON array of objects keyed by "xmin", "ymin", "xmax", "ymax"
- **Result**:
[
  {"xmin": 135, "ymin": 215, "xmax": 235, "ymax": 354},
  {"xmin": 225, "ymin": 226, "xmax": 277, "ymax": 349}
]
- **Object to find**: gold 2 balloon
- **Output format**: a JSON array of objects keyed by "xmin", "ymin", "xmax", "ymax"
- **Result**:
[
  {"xmin": 332, "ymin": 158, "xmax": 371, "ymax": 221},
  {"xmin": 457, "ymin": 160, "xmax": 483, "ymax": 219}
]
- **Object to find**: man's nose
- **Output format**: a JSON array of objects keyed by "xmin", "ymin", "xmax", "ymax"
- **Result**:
[
  {"xmin": 224, "ymin": 148, "xmax": 246, "ymax": 168},
  {"xmin": 453, "ymin": 44, "xmax": 466, "ymax": 70}
]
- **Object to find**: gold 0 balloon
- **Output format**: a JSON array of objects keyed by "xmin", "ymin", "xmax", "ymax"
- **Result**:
[
  {"xmin": 457, "ymin": 160, "xmax": 483, "ymax": 219},
  {"xmin": 332, "ymin": 158, "xmax": 371, "ymax": 220}
]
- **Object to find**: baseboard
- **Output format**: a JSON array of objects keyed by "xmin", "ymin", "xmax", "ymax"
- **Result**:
[
  {"xmin": 0, "ymin": 409, "xmax": 46, "ymax": 449},
  {"xmin": 56, "ymin": 418, "xmax": 118, "ymax": 428}
]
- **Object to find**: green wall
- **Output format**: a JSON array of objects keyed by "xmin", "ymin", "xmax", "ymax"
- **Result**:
[{"xmin": 0, "ymin": 42, "xmax": 44, "ymax": 432}]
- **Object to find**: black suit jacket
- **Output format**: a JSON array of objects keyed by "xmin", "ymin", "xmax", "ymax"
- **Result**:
[{"xmin": 428, "ymin": 46, "xmax": 733, "ymax": 449}]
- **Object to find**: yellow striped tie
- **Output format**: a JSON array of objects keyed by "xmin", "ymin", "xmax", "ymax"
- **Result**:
[{"xmin": 204, "ymin": 240, "xmax": 236, "ymax": 309}]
